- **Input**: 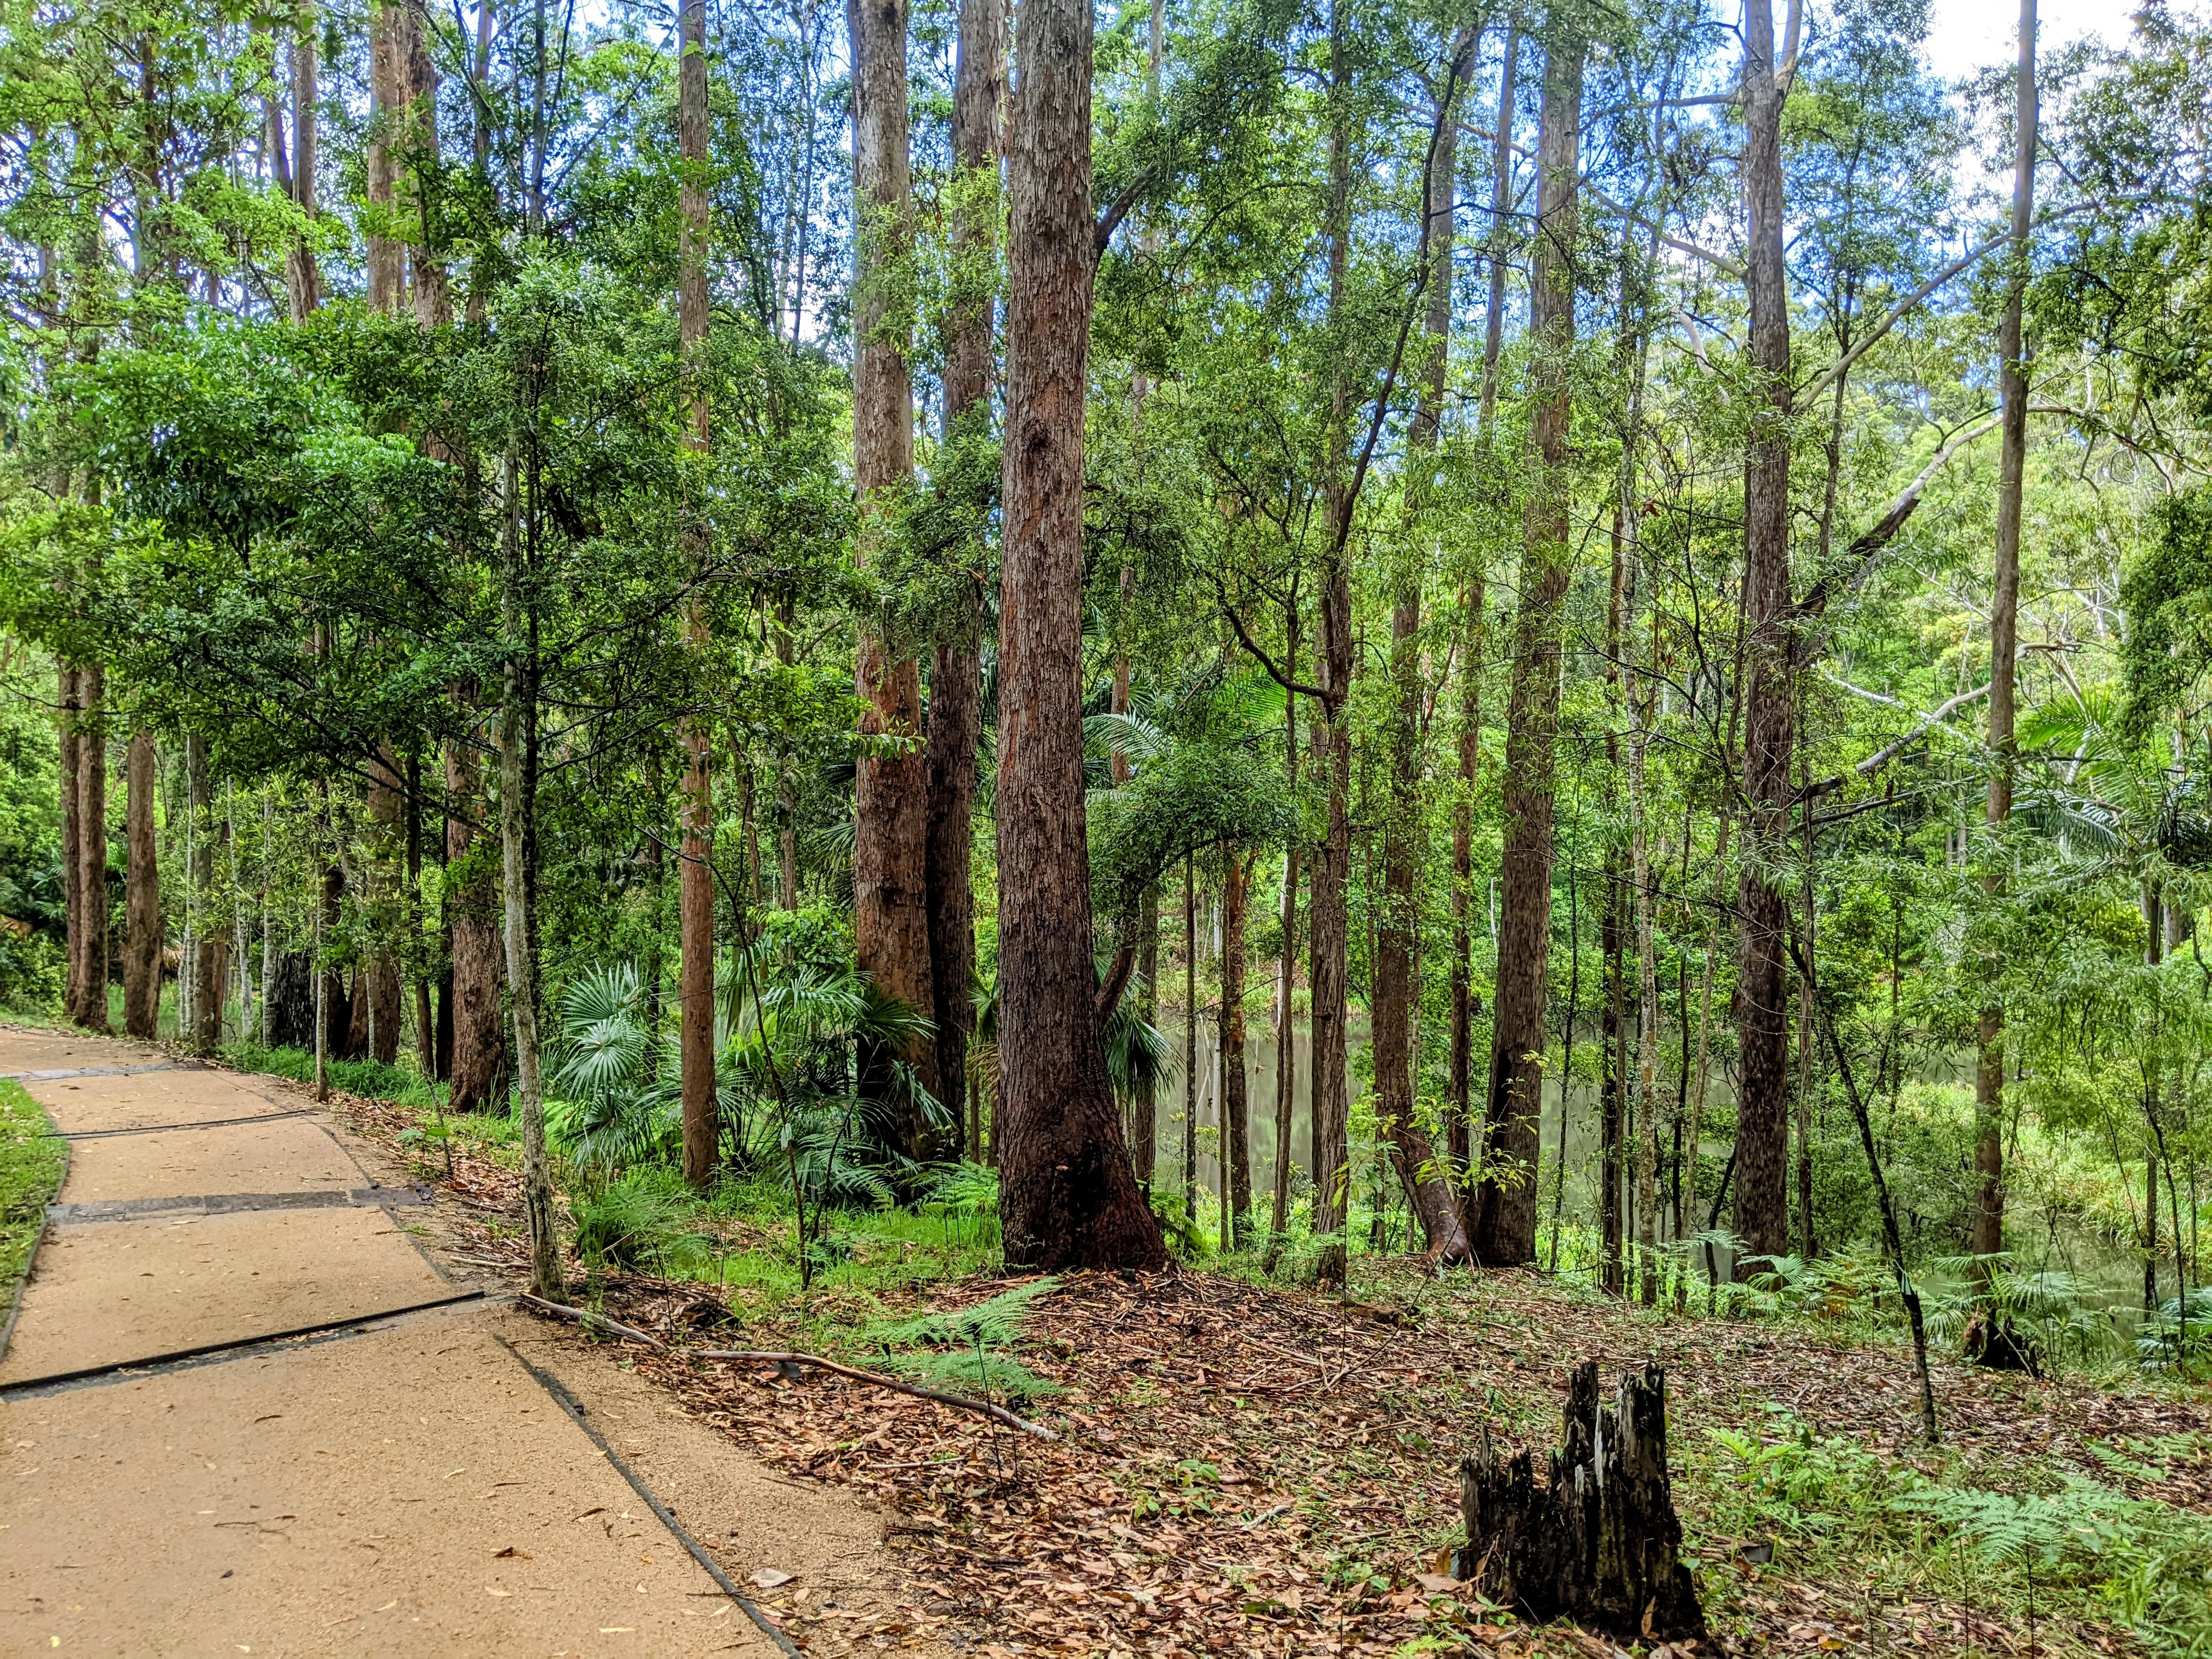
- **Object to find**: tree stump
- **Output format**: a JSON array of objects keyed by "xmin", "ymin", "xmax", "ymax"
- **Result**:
[{"xmin": 1454, "ymin": 1361, "xmax": 1704, "ymax": 1641}]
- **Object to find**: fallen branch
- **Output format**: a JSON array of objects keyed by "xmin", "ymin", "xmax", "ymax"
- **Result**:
[
  {"xmin": 696, "ymin": 1348, "xmax": 1061, "ymax": 1442},
  {"xmin": 518, "ymin": 1292, "xmax": 669, "ymax": 1350}
]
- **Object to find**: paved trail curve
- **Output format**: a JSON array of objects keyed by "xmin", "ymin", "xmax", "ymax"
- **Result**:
[{"xmin": 0, "ymin": 1026, "xmax": 820, "ymax": 1658}]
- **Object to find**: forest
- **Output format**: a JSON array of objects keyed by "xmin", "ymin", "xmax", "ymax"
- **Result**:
[{"xmin": 9, "ymin": 0, "xmax": 2212, "ymax": 1649}]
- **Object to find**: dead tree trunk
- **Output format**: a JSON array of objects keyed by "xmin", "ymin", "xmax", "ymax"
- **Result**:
[{"xmin": 1457, "ymin": 1361, "xmax": 1704, "ymax": 1641}]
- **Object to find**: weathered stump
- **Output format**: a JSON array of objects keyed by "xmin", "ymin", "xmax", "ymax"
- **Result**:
[
  {"xmin": 1454, "ymin": 1361, "xmax": 1704, "ymax": 1641},
  {"xmin": 266, "ymin": 951, "xmax": 317, "ymax": 1050}
]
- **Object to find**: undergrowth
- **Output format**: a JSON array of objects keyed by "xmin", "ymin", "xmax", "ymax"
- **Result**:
[
  {"xmin": 1695, "ymin": 1405, "xmax": 2212, "ymax": 1654},
  {"xmin": 0, "ymin": 1077, "xmax": 65, "ymax": 1317}
]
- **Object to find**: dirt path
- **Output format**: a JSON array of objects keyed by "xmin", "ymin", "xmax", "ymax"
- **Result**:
[{"xmin": 0, "ymin": 1028, "xmax": 901, "ymax": 1658}]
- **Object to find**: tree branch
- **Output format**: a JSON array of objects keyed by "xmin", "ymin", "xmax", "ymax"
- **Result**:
[
  {"xmin": 1797, "ymin": 681, "xmax": 1990, "ymax": 803},
  {"xmin": 1791, "ymin": 415, "xmax": 2001, "ymax": 637}
]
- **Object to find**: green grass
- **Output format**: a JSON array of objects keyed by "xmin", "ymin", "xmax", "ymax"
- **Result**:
[{"xmin": 1, "ymin": 1077, "xmax": 66, "ymax": 1323}]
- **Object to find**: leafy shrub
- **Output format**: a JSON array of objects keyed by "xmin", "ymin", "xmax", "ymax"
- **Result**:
[{"xmin": 572, "ymin": 1169, "xmax": 717, "ymax": 1276}]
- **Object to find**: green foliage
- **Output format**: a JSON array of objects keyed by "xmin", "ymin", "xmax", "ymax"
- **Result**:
[
  {"xmin": 859, "ymin": 1277, "xmax": 1060, "ymax": 1350},
  {"xmin": 572, "ymin": 1169, "xmax": 718, "ymax": 1277},
  {"xmin": 0, "ymin": 1077, "xmax": 63, "ymax": 1312}
]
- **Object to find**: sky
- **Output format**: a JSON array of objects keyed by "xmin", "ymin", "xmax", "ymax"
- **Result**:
[{"xmin": 1922, "ymin": 0, "xmax": 2133, "ymax": 83}]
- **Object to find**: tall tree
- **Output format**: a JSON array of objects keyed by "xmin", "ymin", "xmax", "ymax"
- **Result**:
[
  {"xmin": 925, "ymin": 0, "xmax": 1003, "ymax": 1168},
  {"xmin": 994, "ymin": 0, "xmax": 1166, "ymax": 1271},
  {"xmin": 1451, "ymin": 23, "xmax": 1514, "ymax": 1211},
  {"xmin": 678, "ymin": 0, "xmax": 718, "ymax": 1188},
  {"xmin": 850, "ymin": 0, "xmax": 940, "ymax": 1138},
  {"xmin": 1219, "ymin": 846, "xmax": 1251, "ymax": 1246},
  {"xmin": 1473, "ymin": 14, "xmax": 1582, "ymax": 1268},
  {"xmin": 1974, "ymin": 0, "xmax": 2037, "ymax": 1275},
  {"xmin": 122, "ymin": 730, "xmax": 159, "ymax": 1036},
  {"xmin": 1733, "ymin": 0, "xmax": 1800, "ymax": 1265},
  {"xmin": 1375, "ymin": 30, "xmax": 1474, "ymax": 1263},
  {"xmin": 1308, "ymin": 0, "xmax": 1356, "ymax": 1287}
]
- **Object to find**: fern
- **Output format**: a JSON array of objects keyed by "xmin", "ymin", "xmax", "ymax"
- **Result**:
[
  {"xmin": 862, "ymin": 1277, "xmax": 1061, "ymax": 1349},
  {"xmin": 882, "ymin": 1347, "xmax": 1063, "ymax": 1401}
]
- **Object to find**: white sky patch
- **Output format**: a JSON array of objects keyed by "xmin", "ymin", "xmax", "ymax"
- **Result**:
[{"xmin": 1921, "ymin": 0, "xmax": 2131, "ymax": 83}]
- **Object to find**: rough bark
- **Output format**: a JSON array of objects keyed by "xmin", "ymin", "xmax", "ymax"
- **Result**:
[
  {"xmin": 1474, "ymin": 19, "xmax": 1582, "ymax": 1268},
  {"xmin": 1455, "ymin": 1363, "xmax": 1705, "ymax": 1641},
  {"xmin": 501, "ymin": 437, "xmax": 563, "ymax": 1301},
  {"xmin": 1184, "ymin": 855, "xmax": 1199, "ymax": 1212},
  {"xmin": 268, "ymin": 950, "xmax": 316, "ymax": 1048},
  {"xmin": 851, "ymin": 0, "xmax": 941, "ymax": 1142},
  {"xmin": 1733, "ymin": 0, "xmax": 1795, "ymax": 1264},
  {"xmin": 1133, "ymin": 883, "xmax": 1159, "ymax": 1186},
  {"xmin": 445, "ymin": 711, "xmax": 507, "ymax": 1113},
  {"xmin": 365, "ymin": 0, "xmax": 405, "ymax": 313},
  {"xmin": 1309, "ymin": 0, "xmax": 1355, "ymax": 1286},
  {"xmin": 59, "ymin": 665, "xmax": 83, "ymax": 1022},
  {"xmin": 1220, "ymin": 849, "xmax": 1251, "ymax": 1247},
  {"xmin": 1373, "ymin": 40, "xmax": 1472, "ymax": 1267},
  {"xmin": 406, "ymin": 752, "xmax": 435, "ymax": 1079},
  {"xmin": 363, "ymin": 749, "xmax": 405, "ymax": 1064},
  {"xmin": 994, "ymin": 0, "xmax": 1165, "ymax": 1270},
  {"xmin": 679, "ymin": 0, "xmax": 718, "ymax": 1188},
  {"xmin": 403, "ymin": 0, "xmax": 449, "ymax": 327},
  {"xmin": 1271, "ymin": 656, "xmax": 1301, "ymax": 1244},
  {"xmin": 123, "ymin": 729, "xmax": 160, "ymax": 1037},
  {"xmin": 285, "ymin": 4, "xmax": 323, "ymax": 320},
  {"xmin": 932, "ymin": 0, "xmax": 994, "ymax": 1166},
  {"xmin": 1976, "ymin": 0, "xmax": 2036, "ymax": 1273},
  {"xmin": 76, "ymin": 663, "xmax": 109, "ymax": 1030},
  {"xmin": 195, "ymin": 937, "xmax": 230, "ymax": 1050}
]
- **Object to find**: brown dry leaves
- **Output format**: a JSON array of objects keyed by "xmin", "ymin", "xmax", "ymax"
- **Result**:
[{"xmin": 333, "ymin": 1086, "xmax": 2212, "ymax": 1657}]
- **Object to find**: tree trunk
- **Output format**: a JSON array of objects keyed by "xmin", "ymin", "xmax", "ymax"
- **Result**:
[
  {"xmin": 500, "ymin": 436, "xmax": 563, "ymax": 1301},
  {"xmin": 446, "ymin": 708, "xmax": 506, "ymax": 1112},
  {"xmin": 1477, "ymin": 24, "xmax": 1518, "ymax": 430},
  {"xmin": 1976, "ymin": 0, "xmax": 2036, "ymax": 1276},
  {"xmin": 1455, "ymin": 1363, "xmax": 1705, "ymax": 1641},
  {"xmin": 932, "ymin": 0, "xmax": 1001, "ymax": 1109},
  {"xmin": 1373, "ymin": 35, "xmax": 1471, "ymax": 1266},
  {"xmin": 678, "ymin": 0, "xmax": 718, "ymax": 1188},
  {"xmin": 1600, "ymin": 845, "xmax": 1625, "ymax": 1295},
  {"xmin": 1220, "ymin": 849, "xmax": 1251, "ymax": 1248},
  {"xmin": 286, "ymin": 4, "xmax": 323, "ymax": 320},
  {"xmin": 994, "ymin": 0, "xmax": 1165, "ymax": 1272},
  {"xmin": 364, "ymin": 750, "xmax": 405, "ymax": 1064},
  {"xmin": 1474, "ymin": 18, "xmax": 1582, "ymax": 1268},
  {"xmin": 1184, "ymin": 854, "xmax": 1199, "ymax": 1214},
  {"xmin": 1309, "ymin": 0, "xmax": 1355, "ymax": 1286},
  {"xmin": 932, "ymin": 0, "xmax": 994, "ymax": 1160},
  {"xmin": 1453, "ymin": 34, "xmax": 1511, "ymax": 1190},
  {"xmin": 196, "ymin": 938, "xmax": 230, "ymax": 1051},
  {"xmin": 402, "ymin": 0, "xmax": 448, "ymax": 325},
  {"xmin": 1271, "ymin": 658, "xmax": 1300, "ymax": 1246},
  {"xmin": 1733, "ymin": 0, "xmax": 1796, "ymax": 1265},
  {"xmin": 59, "ymin": 665, "xmax": 83, "ymax": 1022},
  {"xmin": 405, "ymin": 752, "xmax": 435, "ymax": 1078},
  {"xmin": 77, "ymin": 662, "xmax": 109, "ymax": 1031},
  {"xmin": 365, "ymin": 0, "xmax": 404, "ymax": 313},
  {"xmin": 1134, "ymin": 882, "xmax": 1159, "ymax": 1187},
  {"xmin": 1631, "ymin": 690, "xmax": 1661, "ymax": 1305},
  {"xmin": 123, "ymin": 729, "xmax": 161, "ymax": 1036},
  {"xmin": 851, "ymin": 0, "xmax": 941, "ymax": 1143}
]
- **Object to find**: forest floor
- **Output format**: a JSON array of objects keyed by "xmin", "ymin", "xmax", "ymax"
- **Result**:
[
  {"xmin": 296, "ymin": 1082, "xmax": 2212, "ymax": 1659},
  {"xmin": 0, "ymin": 1024, "xmax": 926, "ymax": 1657},
  {"xmin": 43, "ymin": 1031, "xmax": 2209, "ymax": 1657}
]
